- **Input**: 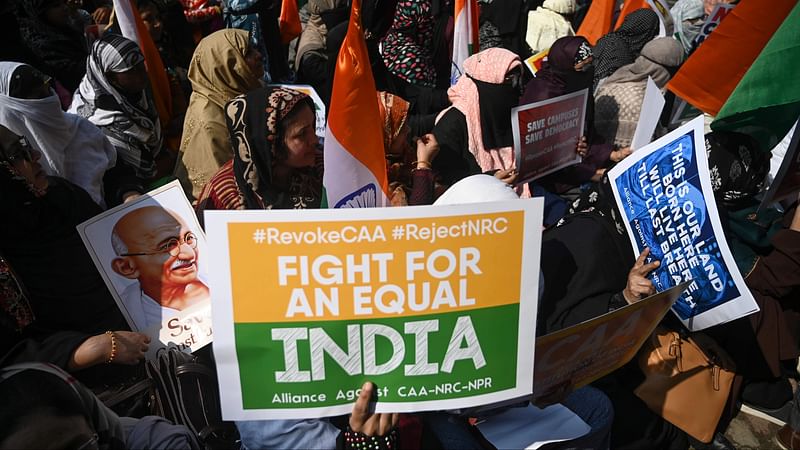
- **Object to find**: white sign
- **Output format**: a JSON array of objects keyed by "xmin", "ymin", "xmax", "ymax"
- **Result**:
[
  {"xmin": 631, "ymin": 77, "xmax": 666, "ymax": 151},
  {"xmin": 77, "ymin": 180, "xmax": 213, "ymax": 358}
]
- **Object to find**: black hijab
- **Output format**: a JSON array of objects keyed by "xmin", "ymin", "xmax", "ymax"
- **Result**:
[{"xmin": 592, "ymin": 8, "xmax": 659, "ymax": 88}]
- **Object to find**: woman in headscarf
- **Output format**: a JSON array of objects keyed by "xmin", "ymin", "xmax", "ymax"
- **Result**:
[
  {"xmin": 69, "ymin": 33, "xmax": 163, "ymax": 206},
  {"xmin": 525, "ymin": 0, "xmax": 576, "ymax": 54},
  {"xmin": 15, "ymin": 0, "xmax": 89, "ymax": 93},
  {"xmin": 594, "ymin": 37, "xmax": 685, "ymax": 151},
  {"xmin": 522, "ymin": 36, "xmax": 615, "ymax": 198},
  {"xmin": 174, "ymin": 29, "xmax": 263, "ymax": 202},
  {"xmin": 380, "ymin": 0, "xmax": 449, "ymax": 115},
  {"xmin": 592, "ymin": 8, "xmax": 660, "ymax": 89},
  {"xmin": 0, "ymin": 125, "xmax": 150, "ymax": 390},
  {"xmin": 0, "ymin": 364, "xmax": 199, "ymax": 449},
  {"xmin": 431, "ymin": 47, "xmax": 527, "ymax": 194},
  {"xmin": 195, "ymin": 87, "xmax": 322, "ymax": 217},
  {"xmin": 479, "ymin": 0, "xmax": 530, "ymax": 57},
  {"xmin": 670, "ymin": 0, "xmax": 705, "ymax": 55},
  {"xmin": 0, "ymin": 62, "xmax": 116, "ymax": 207},
  {"xmin": 377, "ymin": 91, "xmax": 439, "ymax": 206}
]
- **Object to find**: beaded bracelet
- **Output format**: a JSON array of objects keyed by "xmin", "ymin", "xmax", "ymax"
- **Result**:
[
  {"xmin": 343, "ymin": 428, "xmax": 397, "ymax": 450},
  {"xmin": 105, "ymin": 331, "xmax": 117, "ymax": 364}
]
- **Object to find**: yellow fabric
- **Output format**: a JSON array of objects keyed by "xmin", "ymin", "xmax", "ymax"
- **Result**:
[{"xmin": 174, "ymin": 29, "xmax": 262, "ymax": 201}]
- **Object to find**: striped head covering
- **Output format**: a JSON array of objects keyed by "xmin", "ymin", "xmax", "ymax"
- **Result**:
[
  {"xmin": 68, "ymin": 33, "xmax": 162, "ymax": 179},
  {"xmin": 226, "ymin": 86, "xmax": 315, "ymax": 209}
]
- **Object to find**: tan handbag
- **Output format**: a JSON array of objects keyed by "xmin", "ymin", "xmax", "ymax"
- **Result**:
[{"xmin": 634, "ymin": 326, "xmax": 736, "ymax": 444}]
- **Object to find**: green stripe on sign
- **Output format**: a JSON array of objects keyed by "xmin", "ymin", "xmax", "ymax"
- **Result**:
[{"xmin": 234, "ymin": 304, "xmax": 520, "ymax": 409}]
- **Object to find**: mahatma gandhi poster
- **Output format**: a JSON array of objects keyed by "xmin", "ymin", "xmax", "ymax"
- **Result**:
[{"xmin": 77, "ymin": 180, "xmax": 212, "ymax": 358}]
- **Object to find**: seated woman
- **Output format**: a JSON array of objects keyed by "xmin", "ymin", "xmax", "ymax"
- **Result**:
[
  {"xmin": 594, "ymin": 37, "xmax": 685, "ymax": 151},
  {"xmin": 0, "ymin": 62, "xmax": 116, "ymax": 208},
  {"xmin": 195, "ymin": 86, "xmax": 321, "ymax": 217},
  {"xmin": 522, "ymin": 36, "xmax": 617, "ymax": 197},
  {"xmin": 174, "ymin": 29, "xmax": 264, "ymax": 202},
  {"xmin": 431, "ymin": 48, "xmax": 526, "ymax": 193},
  {"xmin": 69, "ymin": 33, "xmax": 163, "ymax": 207},
  {"xmin": 0, "ymin": 125, "xmax": 149, "ymax": 388},
  {"xmin": 15, "ymin": 0, "xmax": 89, "ymax": 95}
]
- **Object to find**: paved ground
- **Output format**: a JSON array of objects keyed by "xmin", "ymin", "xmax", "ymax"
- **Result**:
[{"xmin": 715, "ymin": 409, "xmax": 783, "ymax": 450}]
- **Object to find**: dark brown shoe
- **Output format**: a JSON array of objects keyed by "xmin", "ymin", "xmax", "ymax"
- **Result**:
[{"xmin": 777, "ymin": 424, "xmax": 800, "ymax": 450}]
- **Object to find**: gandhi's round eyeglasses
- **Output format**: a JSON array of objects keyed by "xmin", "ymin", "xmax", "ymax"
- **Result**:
[{"xmin": 121, "ymin": 233, "xmax": 198, "ymax": 257}]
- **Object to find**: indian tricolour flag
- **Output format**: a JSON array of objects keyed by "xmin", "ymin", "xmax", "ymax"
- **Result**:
[
  {"xmin": 322, "ymin": 0, "xmax": 389, "ymax": 208},
  {"xmin": 112, "ymin": 0, "xmax": 172, "ymax": 127},
  {"xmin": 451, "ymin": 0, "xmax": 479, "ymax": 85}
]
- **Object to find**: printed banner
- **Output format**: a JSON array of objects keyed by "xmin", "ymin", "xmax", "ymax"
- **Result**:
[
  {"xmin": 693, "ymin": 3, "xmax": 736, "ymax": 48},
  {"xmin": 205, "ymin": 199, "xmax": 543, "ymax": 420},
  {"xmin": 77, "ymin": 181, "xmax": 213, "ymax": 358},
  {"xmin": 512, "ymin": 89, "xmax": 587, "ymax": 185},
  {"xmin": 761, "ymin": 122, "xmax": 800, "ymax": 208},
  {"xmin": 533, "ymin": 283, "xmax": 686, "ymax": 400},
  {"xmin": 608, "ymin": 116, "xmax": 758, "ymax": 330}
]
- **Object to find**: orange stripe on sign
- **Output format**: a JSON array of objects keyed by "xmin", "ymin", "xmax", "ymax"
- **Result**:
[{"xmin": 327, "ymin": 0, "xmax": 389, "ymax": 197}]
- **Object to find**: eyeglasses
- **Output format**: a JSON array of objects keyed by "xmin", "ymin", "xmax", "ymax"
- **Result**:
[
  {"xmin": 121, "ymin": 233, "xmax": 198, "ymax": 257},
  {"xmin": 76, "ymin": 433, "xmax": 99, "ymax": 450},
  {"xmin": 6, "ymin": 137, "xmax": 34, "ymax": 163}
]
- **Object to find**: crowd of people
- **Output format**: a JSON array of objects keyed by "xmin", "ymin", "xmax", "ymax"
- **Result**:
[{"xmin": 0, "ymin": 0, "xmax": 798, "ymax": 449}]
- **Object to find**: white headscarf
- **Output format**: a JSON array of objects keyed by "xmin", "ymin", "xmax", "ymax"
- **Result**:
[{"xmin": 0, "ymin": 62, "xmax": 116, "ymax": 207}]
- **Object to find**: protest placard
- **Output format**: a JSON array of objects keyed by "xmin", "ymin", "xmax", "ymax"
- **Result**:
[
  {"xmin": 512, "ymin": 89, "xmax": 587, "ymax": 185},
  {"xmin": 77, "ymin": 180, "xmax": 213, "ymax": 359},
  {"xmin": 608, "ymin": 116, "xmax": 759, "ymax": 331},
  {"xmin": 630, "ymin": 77, "xmax": 666, "ymax": 151},
  {"xmin": 532, "ymin": 282, "xmax": 686, "ymax": 401},
  {"xmin": 524, "ymin": 49, "xmax": 549, "ymax": 76},
  {"xmin": 760, "ymin": 122, "xmax": 800, "ymax": 209},
  {"xmin": 205, "ymin": 199, "xmax": 543, "ymax": 420},
  {"xmin": 270, "ymin": 84, "xmax": 326, "ymax": 143},
  {"xmin": 693, "ymin": 3, "xmax": 736, "ymax": 48}
]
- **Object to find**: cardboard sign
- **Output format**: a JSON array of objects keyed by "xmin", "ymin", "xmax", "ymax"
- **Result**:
[
  {"xmin": 532, "ymin": 283, "xmax": 686, "ymax": 401},
  {"xmin": 77, "ymin": 181, "xmax": 213, "ymax": 358},
  {"xmin": 693, "ymin": 3, "xmax": 736, "ymax": 48},
  {"xmin": 524, "ymin": 49, "xmax": 549, "ymax": 76},
  {"xmin": 631, "ymin": 77, "xmax": 666, "ymax": 151},
  {"xmin": 761, "ymin": 122, "xmax": 800, "ymax": 209},
  {"xmin": 270, "ymin": 84, "xmax": 327, "ymax": 143},
  {"xmin": 608, "ymin": 117, "xmax": 758, "ymax": 331},
  {"xmin": 512, "ymin": 89, "xmax": 587, "ymax": 185},
  {"xmin": 205, "ymin": 199, "xmax": 544, "ymax": 420}
]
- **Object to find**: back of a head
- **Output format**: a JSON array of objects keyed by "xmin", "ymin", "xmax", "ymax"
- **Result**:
[
  {"xmin": 618, "ymin": 9, "xmax": 660, "ymax": 52},
  {"xmin": 434, "ymin": 175, "xmax": 520, "ymax": 205},
  {"xmin": 189, "ymin": 29, "xmax": 261, "ymax": 106},
  {"xmin": 640, "ymin": 37, "xmax": 685, "ymax": 69}
]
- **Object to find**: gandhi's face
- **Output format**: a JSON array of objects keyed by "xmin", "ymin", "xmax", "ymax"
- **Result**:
[{"xmin": 114, "ymin": 207, "xmax": 200, "ymax": 292}]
